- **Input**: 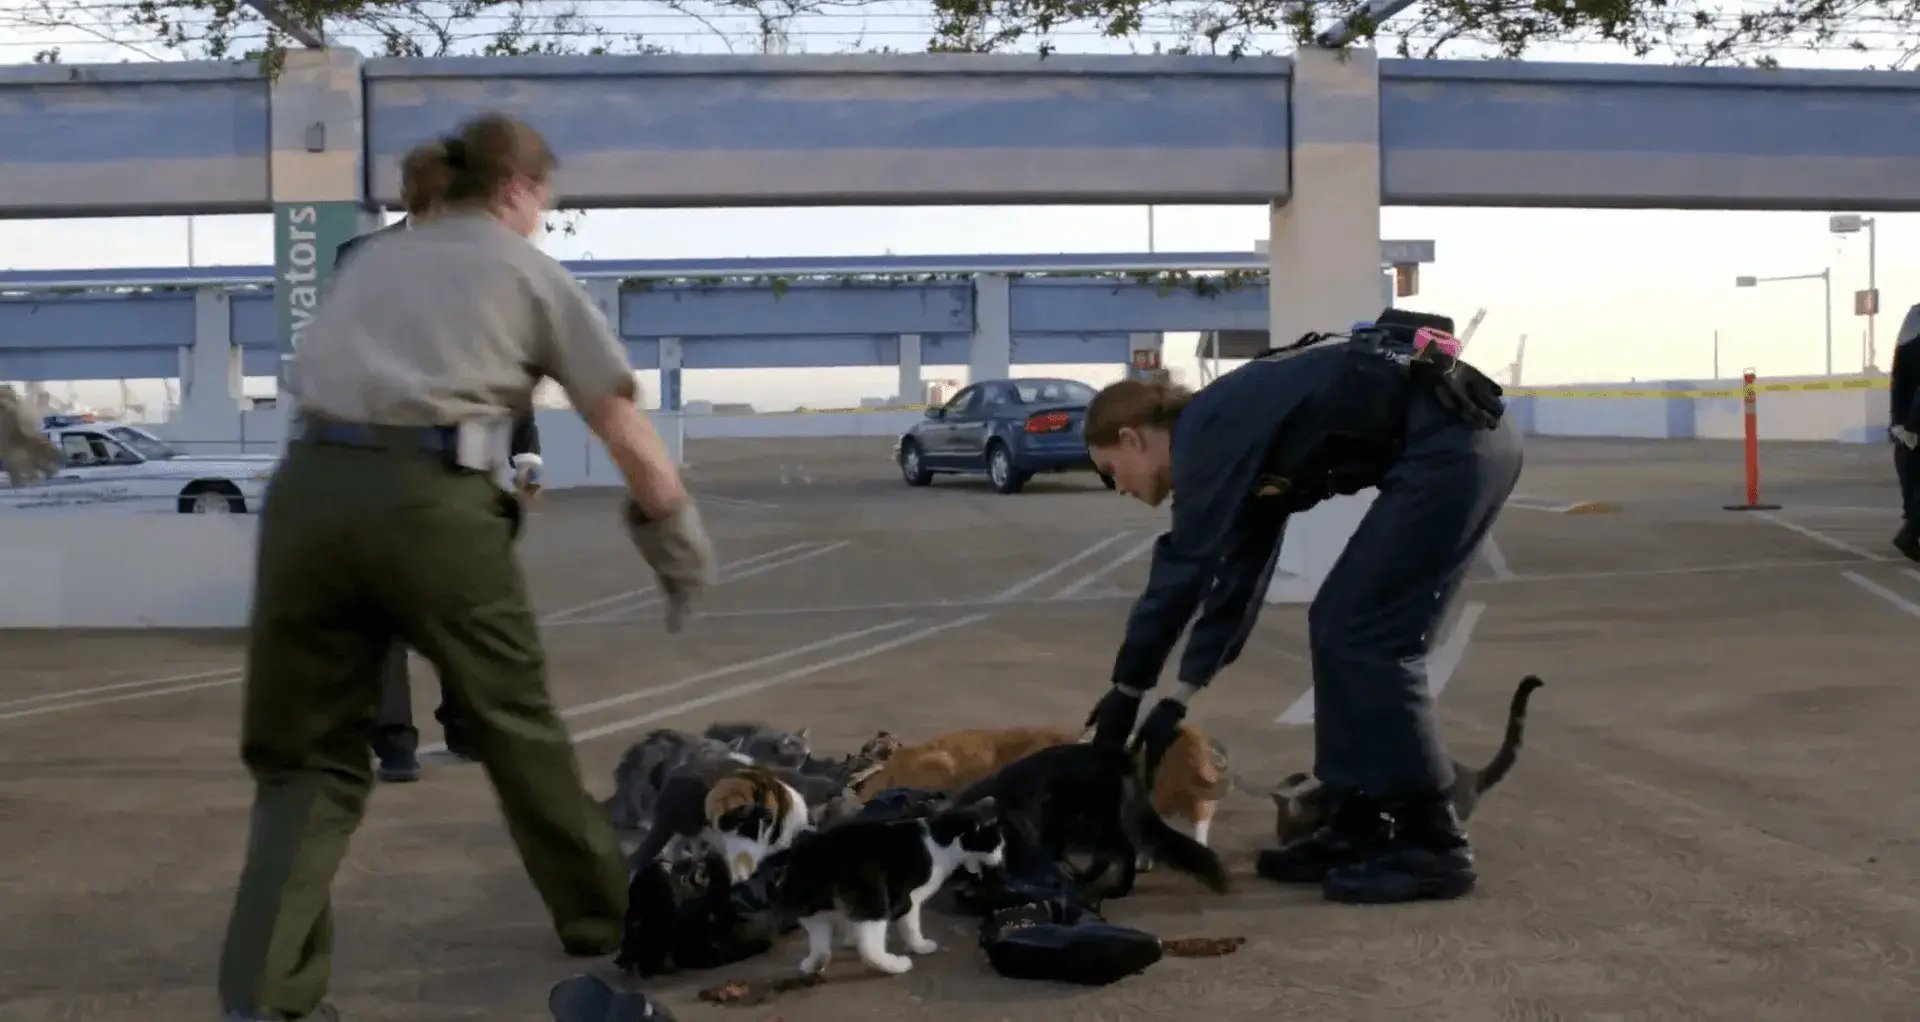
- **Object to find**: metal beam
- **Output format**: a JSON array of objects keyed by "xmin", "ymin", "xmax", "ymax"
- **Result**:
[
  {"xmin": 0, "ymin": 251, "xmax": 1272, "ymax": 293},
  {"xmin": 1380, "ymin": 60, "xmax": 1920, "ymax": 210},
  {"xmin": 364, "ymin": 54, "xmax": 1293, "ymax": 208},
  {"xmin": 241, "ymin": 0, "xmax": 326, "ymax": 49}
]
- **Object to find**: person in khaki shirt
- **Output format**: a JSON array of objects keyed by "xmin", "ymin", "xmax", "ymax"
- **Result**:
[{"xmin": 217, "ymin": 113, "xmax": 715, "ymax": 1022}]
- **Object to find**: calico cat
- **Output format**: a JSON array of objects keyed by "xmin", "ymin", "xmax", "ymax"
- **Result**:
[
  {"xmin": 605, "ymin": 722, "xmax": 812, "ymax": 834},
  {"xmin": 628, "ymin": 762, "xmax": 812, "ymax": 880},
  {"xmin": 778, "ymin": 797, "xmax": 1006, "ymax": 976},
  {"xmin": 1271, "ymin": 675, "xmax": 1545, "ymax": 844},
  {"xmin": 851, "ymin": 723, "xmax": 1229, "ymax": 849},
  {"xmin": 954, "ymin": 743, "xmax": 1230, "ymax": 898}
]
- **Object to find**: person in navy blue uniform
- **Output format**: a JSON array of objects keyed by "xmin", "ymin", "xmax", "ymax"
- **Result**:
[
  {"xmin": 1082, "ymin": 308, "xmax": 1520, "ymax": 904},
  {"xmin": 1887, "ymin": 303, "xmax": 1920, "ymax": 562},
  {"xmin": 331, "ymin": 196, "xmax": 545, "ymax": 782}
]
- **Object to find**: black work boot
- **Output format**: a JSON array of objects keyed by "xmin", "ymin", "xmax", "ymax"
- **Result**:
[
  {"xmin": 1322, "ymin": 795, "xmax": 1476, "ymax": 904},
  {"xmin": 375, "ymin": 748, "xmax": 421, "ymax": 784},
  {"xmin": 1893, "ymin": 525, "xmax": 1920, "ymax": 563},
  {"xmin": 1255, "ymin": 791, "xmax": 1391, "ymax": 884}
]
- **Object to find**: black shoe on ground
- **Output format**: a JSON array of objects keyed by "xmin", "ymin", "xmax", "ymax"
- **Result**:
[
  {"xmin": 1322, "ymin": 796, "xmax": 1477, "ymax": 904},
  {"xmin": 1255, "ymin": 791, "xmax": 1392, "ymax": 885},
  {"xmin": 1893, "ymin": 527, "xmax": 1920, "ymax": 563},
  {"xmin": 376, "ymin": 751, "xmax": 421, "ymax": 784}
]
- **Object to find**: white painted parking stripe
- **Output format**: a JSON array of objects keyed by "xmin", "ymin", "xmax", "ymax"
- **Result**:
[
  {"xmin": 541, "ymin": 542, "xmax": 818, "ymax": 623},
  {"xmin": 0, "ymin": 665, "xmax": 238, "ymax": 711},
  {"xmin": 1050, "ymin": 533, "xmax": 1158, "ymax": 601},
  {"xmin": 565, "ymin": 541, "xmax": 852, "ymax": 625},
  {"xmin": 0, "ymin": 676, "xmax": 241, "ymax": 722},
  {"xmin": 1275, "ymin": 601, "xmax": 1487, "ymax": 726},
  {"xmin": 992, "ymin": 531, "xmax": 1132, "ymax": 602},
  {"xmin": 1751, "ymin": 511, "xmax": 1876, "ymax": 561},
  {"xmin": 1842, "ymin": 571, "xmax": 1920, "ymax": 619},
  {"xmin": 569, "ymin": 614, "xmax": 993, "ymax": 745}
]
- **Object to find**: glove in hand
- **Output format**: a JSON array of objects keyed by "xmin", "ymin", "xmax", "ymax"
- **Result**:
[
  {"xmin": 623, "ymin": 497, "xmax": 717, "ymax": 633},
  {"xmin": 1130, "ymin": 698, "xmax": 1187, "ymax": 782},
  {"xmin": 1085, "ymin": 687, "xmax": 1142, "ymax": 750},
  {"xmin": 1893, "ymin": 425, "xmax": 1918, "ymax": 450}
]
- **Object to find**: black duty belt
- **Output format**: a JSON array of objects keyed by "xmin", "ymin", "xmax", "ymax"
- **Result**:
[{"xmin": 301, "ymin": 420, "xmax": 461, "ymax": 456}]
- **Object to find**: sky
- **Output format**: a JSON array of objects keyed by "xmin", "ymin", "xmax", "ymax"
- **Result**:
[{"xmin": 2, "ymin": 0, "xmax": 1917, "ymax": 414}]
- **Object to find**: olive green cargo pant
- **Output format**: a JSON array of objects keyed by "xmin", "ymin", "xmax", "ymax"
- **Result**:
[{"xmin": 217, "ymin": 437, "xmax": 627, "ymax": 1019}]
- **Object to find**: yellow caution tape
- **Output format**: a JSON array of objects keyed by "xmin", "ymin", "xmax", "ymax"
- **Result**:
[{"xmin": 1507, "ymin": 376, "xmax": 1887, "ymax": 400}]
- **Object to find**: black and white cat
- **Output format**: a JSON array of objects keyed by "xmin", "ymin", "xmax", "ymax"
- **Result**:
[{"xmin": 778, "ymin": 797, "xmax": 1006, "ymax": 976}]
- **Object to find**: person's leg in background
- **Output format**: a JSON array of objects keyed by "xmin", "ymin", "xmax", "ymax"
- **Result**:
[
  {"xmin": 1893, "ymin": 438, "xmax": 1920, "ymax": 562},
  {"xmin": 370, "ymin": 640, "xmax": 421, "ymax": 782}
]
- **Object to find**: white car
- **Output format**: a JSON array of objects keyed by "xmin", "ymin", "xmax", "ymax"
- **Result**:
[{"xmin": 0, "ymin": 418, "xmax": 276, "ymax": 514}]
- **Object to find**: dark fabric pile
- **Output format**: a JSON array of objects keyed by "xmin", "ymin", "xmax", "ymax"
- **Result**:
[{"xmin": 612, "ymin": 785, "xmax": 1167, "ymax": 987}]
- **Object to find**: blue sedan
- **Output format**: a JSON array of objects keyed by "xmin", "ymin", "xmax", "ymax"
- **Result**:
[{"xmin": 893, "ymin": 377, "xmax": 1116, "ymax": 494}]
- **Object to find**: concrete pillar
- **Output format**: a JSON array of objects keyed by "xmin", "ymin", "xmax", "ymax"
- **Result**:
[
  {"xmin": 1264, "ymin": 46, "xmax": 1384, "ymax": 607},
  {"xmin": 269, "ymin": 47, "xmax": 377, "ymax": 452},
  {"xmin": 175, "ymin": 288, "xmax": 239, "ymax": 442},
  {"xmin": 898, "ymin": 333, "xmax": 922, "ymax": 404},
  {"xmin": 658, "ymin": 335, "xmax": 685, "ymax": 467},
  {"xmin": 970, "ymin": 273, "xmax": 1013, "ymax": 382}
]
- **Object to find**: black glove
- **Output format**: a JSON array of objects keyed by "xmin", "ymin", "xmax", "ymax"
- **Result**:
[
  {"xmin": 1415, "ymin": 356, "xmax": 1505, "ymax": 431},
  {"xmin": 1130, "ymin": 698, "xmax": 1187, "ymax": 783},
  {"xmin": 1085, "ymin": 687, "xmax": 1142, "ymax": 750}
]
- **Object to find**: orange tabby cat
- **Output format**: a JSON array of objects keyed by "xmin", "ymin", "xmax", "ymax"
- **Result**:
[{"xmin": 849, "ymin": 723, "xmax": 1229, "ymax": 847}]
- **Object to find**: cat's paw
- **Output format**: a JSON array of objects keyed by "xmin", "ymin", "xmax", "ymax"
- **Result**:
[
  {"xmin": 865, "ymin": 952, "xmax": 913, "ymax": 975},
  {"xmin": 906, "ymin": 937, "xmax": 940, "ymax": 955},
  {"xmin": 798, "ymin": 952, "xmax": 831, "ymax": 975}
]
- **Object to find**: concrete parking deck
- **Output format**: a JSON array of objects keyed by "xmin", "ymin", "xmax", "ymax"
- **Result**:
[{"xmin": 4, "ymin": 435, "xmax": 1919, "ymax": 1021}]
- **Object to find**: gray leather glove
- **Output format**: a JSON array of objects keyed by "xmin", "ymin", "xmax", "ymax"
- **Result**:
[{"xmin": 623, "ymin": 497, "xmax": 717, "ymax": 632}]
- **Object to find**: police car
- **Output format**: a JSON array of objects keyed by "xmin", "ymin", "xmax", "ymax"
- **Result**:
[{"xmin": 0, "ymin": 415, "xmax": 276, "ymax": 514}]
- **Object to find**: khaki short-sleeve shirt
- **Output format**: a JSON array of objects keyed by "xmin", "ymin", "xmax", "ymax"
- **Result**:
[{"xmin": 292, "ymin": 211, "xmax": 636, "ymax": 426}]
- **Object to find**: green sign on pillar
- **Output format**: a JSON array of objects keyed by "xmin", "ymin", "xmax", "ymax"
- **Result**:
[{"xmin": 273, "ymin": 200, "xmax": 365, "ymax": 392}]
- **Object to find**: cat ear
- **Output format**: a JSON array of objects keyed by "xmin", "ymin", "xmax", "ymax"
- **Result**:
[
  {"xmin": 1270, "ymin": 791, "xmax": 1288, "ymax": 808},
  {"xmin": 795, "ymin": 726, "xmax": 810, "ymax": 743},
  {"xmin": 970, "ymin": 796, "xmax": 997, "ymax": 817}
]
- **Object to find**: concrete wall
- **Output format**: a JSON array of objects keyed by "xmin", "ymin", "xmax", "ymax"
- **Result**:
[
  {"xmin": 0, "ymin": 512, "xmax": 258, "ymax": 628},
  {"xmin": 149, "ymin": 408, "xmax": 928, "ymax": 488},
  {"xmin": 1507, "ymin": 374, "xmax": 1889, "ymax": 444}
]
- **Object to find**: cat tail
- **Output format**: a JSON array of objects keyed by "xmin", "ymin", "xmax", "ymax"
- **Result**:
[
  {"xmin": 1475, "ymin": 674, "xmax": 1545, "ymax": 794},
  {"xmin": 1122, "ymin": 772, "xmax": 1230, "ymax": 893}
]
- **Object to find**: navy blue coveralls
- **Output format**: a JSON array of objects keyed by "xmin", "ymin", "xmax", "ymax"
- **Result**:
[
  {"xmin": 1110, "ymin": 337, "xmax": 1523, "ymax": 798},
  {"xmin": 333, "ymin": 219, "xmax": 543, "ymax": 771},
  {"xmin": 1888, "ymin": 303, "xmax": 1920, "ymax": 546}
]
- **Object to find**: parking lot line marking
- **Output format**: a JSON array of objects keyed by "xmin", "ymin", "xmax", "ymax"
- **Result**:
[
  {"xmin": 1471, "ymin": 554, "xmax": 1888, "ymax": 586},
  {"xmin": 569, "ymin": 614, "xmax": 992, "ymax": 745},
  {"xmin": 1275, "ymin": 601, "xmax": 1487, "ymax": 726},
  {"xmin": 1903, "ymin": 568, "xmax": 1920, "ymax": 589},
  {"xmin": 566, "ymin": 541, "xmax": 853, "ymax": 625},
  {"xmin": 564, "ymin": 591, "xmax": 1134, "ymax": 624},
  {"xmin": 419, "ymin": 620, "xmax": 926, "ymax": 756},
  {"xmin": 1480, "ymin": 539, "xmax": 1515, "ymax": 581},
  {"xmin": 1751, "ymin": 511, "xmax": 1875, "ymax": 560},
  {"xmin": 1842, "ymin": 570, "xmax": 1920, "ymax": 619},
  {"xmin": 541, "ymin": 542, "xmax": 819, "ymax": 624},
  {"xmin": 991, "ymin": 531, "xmax": 1132, "ymax": 602},
  {"xmin": 0, "ymin": 675, "xmax": 241, "ymax": 723},
  {"xmin": 0, "ymin": 665, "xmax": 239, "ymax": 712},
  {"xmin": 1050, "ymin": 533, "xmax": 1158, "ymax": 601}
]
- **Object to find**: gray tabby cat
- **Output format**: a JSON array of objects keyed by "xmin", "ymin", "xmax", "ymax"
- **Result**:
[{"xmin": 604, "ymin": 722, "xmax": 813, "ymax": 834}]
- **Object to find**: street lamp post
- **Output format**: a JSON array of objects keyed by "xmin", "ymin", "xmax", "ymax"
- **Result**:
[
  {"xmin": 1829, "ymin": 214, "xmax": 1879, "ymax": 370},
  {"xmin": 1735, "ymin": 268, "xmax": 1834, "ymax": 376}
]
